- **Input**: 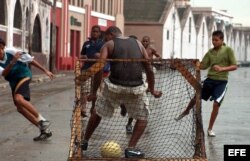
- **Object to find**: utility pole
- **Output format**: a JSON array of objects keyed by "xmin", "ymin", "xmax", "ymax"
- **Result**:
[{"xmin": 50, "ymin": 0, "xmax": 57, "ymax": 73}]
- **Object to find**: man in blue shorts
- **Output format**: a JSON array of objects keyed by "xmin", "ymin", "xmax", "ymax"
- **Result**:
[
  {"xmin": 175, "ymin": 30, "xmax": 237, "ymax": 137},
  {"xmin": 0, "ymin": 38, "xmax": 54, "ymax": 141}
]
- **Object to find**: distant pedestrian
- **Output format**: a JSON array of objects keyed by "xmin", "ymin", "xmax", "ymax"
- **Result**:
[
  {"xmin": 175, "ymin": 30, "xmax": 237, "ymax": 137},
  {"xmin": 0, "ymin": 38, "xmax": 54, "ymax": 141}
]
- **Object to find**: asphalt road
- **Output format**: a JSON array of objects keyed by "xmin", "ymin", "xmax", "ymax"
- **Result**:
[{"xmin": 0, "ymin": 68, "xmax": 249, "ymax": 161}]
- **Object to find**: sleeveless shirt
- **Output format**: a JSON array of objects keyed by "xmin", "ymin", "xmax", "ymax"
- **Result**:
[{"xmin": 109, "ymin": 37, "xmax": 143, "ymax": 87}]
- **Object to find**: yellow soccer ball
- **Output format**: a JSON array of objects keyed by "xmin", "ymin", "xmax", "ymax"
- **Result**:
[{"xmin": 100, "ymin": 141, "xmax": 122, "ymax": 158}]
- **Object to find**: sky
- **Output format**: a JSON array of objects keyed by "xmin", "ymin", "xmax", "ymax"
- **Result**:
[{"xmin": 191, "ymin": 0, "xmax": 250, "ymax": 26}]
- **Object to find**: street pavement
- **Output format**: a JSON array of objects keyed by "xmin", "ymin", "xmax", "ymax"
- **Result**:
[{"xmin": 0, "ymin": 68, "xmax": 249, "ymax": 161}]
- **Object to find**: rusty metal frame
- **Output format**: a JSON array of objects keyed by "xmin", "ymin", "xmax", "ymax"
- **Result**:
[{"xmin": 68, "ymin": 59, "xmax": 207, "ymax": 161}]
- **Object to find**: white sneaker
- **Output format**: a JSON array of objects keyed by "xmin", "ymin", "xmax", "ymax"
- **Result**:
[{"xmin": 207, "ymin": 129, "xmax": 216, "ymax": 137}]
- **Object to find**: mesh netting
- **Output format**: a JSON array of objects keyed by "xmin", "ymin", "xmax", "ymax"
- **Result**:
[{"xmin": 68, "ymin": 59, "xmax": 206, "ymax": 161}]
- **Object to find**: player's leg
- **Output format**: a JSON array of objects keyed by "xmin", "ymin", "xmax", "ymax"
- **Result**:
[
  {"xmin": 81, "ymin": 108, "xmax": 102, "ymax": 150},
  {"xmin": 125, "ymin": 92, "xmax": 149, "ymax": 158},
  {"xmin": 13, "ymin": 78, "xmax": 52, "ymax": 141},
  {"xmin": 207, "ymin": 80, "xmax": 227, "ymax": 137},
  {"xmin": 207, "ymin": 101, "xmax": 219, "ymax": 136},
  {"xmin": 82, "ymin": 82, "xmax": 115, "ymax": 151},
  {"xmin": 175, "ymin": 96, "xmax": 196, "ymax": 121},
  {"xmin": 126, "ymin": 118, "xmax": 134, "ymax": 134},
  {"xmin": 128, "ymin": 119, "xmax": 147, "ymax": 147}
]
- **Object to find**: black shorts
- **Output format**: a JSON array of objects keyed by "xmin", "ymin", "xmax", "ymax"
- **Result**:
[
  {"xmin": 202, "ymin": 78, "xmax": 227, "ymax": 105},
  {"xmin": 12, "ymin": 78, "xmax": 31, "ymax": 101}
]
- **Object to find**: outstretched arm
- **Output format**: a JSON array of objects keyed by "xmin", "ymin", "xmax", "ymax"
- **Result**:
[
  {"xmin": 139, "ymin": 42, "xmax": 162, "ymax": 98},
  {"xmin": 152, "ymin": 48, "xmax": 161, "ymax": 58},
  {"xmin": 30, "ymin": 60, "xmax": 54, "ymax": 80}
]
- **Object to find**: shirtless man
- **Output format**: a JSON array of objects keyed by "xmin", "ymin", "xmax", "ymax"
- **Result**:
[{"xmin": 141, "ymin": 36, "xmax": 161, "ymax": 59}]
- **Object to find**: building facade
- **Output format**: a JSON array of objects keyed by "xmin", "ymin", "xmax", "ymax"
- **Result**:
[
  {"xmin": 0, "ymin": 0, "xmax": 51, "ymax": 73},
  {"xmin": 124, "ymin": 0, "xmax": 250, "ymax": 63},
  {"xmin": 54, "ymin": 0, "xmax": 124, "ymax": 70}
]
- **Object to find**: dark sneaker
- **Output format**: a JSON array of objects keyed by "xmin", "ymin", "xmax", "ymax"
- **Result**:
[
  {"xmin": 33, "ymin": 129, "xmax": 52, "ymax": 141},
  {"xmin": 120, "ymin": 104, "xmax": 127, "ymax": 117},
  {"xmin": 38, "ymin": 120, "xmax": 51, "ymax": 131},
  {"xmin": 81, "ymin": 140, "xmax": 88, "ymax": 151},
  {"xmin": 126, "ymin": 124, "xmax": 133, "ymax": 134},
  {"xmin": 125, "ymin": 148, "xmax": 145, "ymax": 158}
]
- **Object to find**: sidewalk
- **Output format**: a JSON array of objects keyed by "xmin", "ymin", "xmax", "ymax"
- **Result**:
[{"xmin": 0, "ymin": 71, "xmax": 73, "ymax": 88}]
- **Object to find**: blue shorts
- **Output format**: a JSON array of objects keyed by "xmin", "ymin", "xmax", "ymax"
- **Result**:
[{"xmin": 202, "ymin": 78, "xmax": 228, "ymax": 105}]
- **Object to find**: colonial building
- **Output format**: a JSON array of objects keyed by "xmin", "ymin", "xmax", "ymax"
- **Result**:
[
  {"xmin": 124, "ymin": 0, "xmax": 183, "ymax": 59},
  {"xmin": 0, "ymin": 0, "xmax": 124, "ymax": 71},
  {"xmin": 124, "ymin": 0, "xmax": 250, "ymax": 63},
  {"xmin": 54, "ymin": 0, "xmax": 124, "ymax": 70},
  {"xmin": 0, "ymin": 0, "xmax": 51, "ymax": 73}
]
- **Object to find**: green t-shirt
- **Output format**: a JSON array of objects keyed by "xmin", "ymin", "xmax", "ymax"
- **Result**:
[{"xmin": 201, "ymin": 45, "xmax": 237, "ymax": 80}]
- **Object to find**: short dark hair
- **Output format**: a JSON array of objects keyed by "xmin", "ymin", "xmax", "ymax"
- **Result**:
[
  {"xmin": 212, "ymin": 30, "xmax": 224, "ymax": 39},
  {"xmin": 105, "ymin": 26, "xmax": 122, "ymax": 35},
  {"xmin": 129, "ymin": 35, "xmax": 138, "ymax": 39},
  {"xmin": 91, "ymin": 25, "xmax": 101, "ymax": 32},
  {"xmin": 0, "ymin": 38, "xmax": 6, "ymax": 46}
]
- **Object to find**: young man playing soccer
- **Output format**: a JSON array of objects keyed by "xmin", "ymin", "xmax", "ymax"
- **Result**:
[
  {"xmin": 0, "ymin": 38, "xmax": 54, "ymax": 141},
  {"xmin": 175, "ymin": 30, "xmax": 237, "ymax": 137},
  {"xmin": 79, "ymin": 26, "xmax": 162, "ymax": 158}
]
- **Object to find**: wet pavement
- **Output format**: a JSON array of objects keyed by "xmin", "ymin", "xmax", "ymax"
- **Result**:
[
  {"xmin": 202, "ymin": 67, "xmax": 250, "ymax": 161},
  {"xmin": 0, "ymin": 68, "xmax": 249, "ymax": 161}
]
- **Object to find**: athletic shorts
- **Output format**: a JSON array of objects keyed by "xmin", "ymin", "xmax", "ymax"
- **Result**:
[
  {"xmin": 96, "ymin": 79, "xmax": 149, "ymax": 120},
  {"xmin": 12, "ymin": 77, "xmax": 31, "ymax": 101},
  {"xmin": 202, "ymin": 78, "xmax": 228, "ymax": 105}
]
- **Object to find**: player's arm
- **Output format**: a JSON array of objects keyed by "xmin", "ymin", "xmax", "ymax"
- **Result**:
[
  {"xmin": 213, "ymin": 48, "xmax": 238, "ymax": 72},
  {"xmin": 138, "ymin": 41, "xmax": 162, "ymax": 98},
  {"xmin": 30, "ymin": 60, "xmax": 54, "ymax": 80},
  {"xmin": 1, "ymin": 52, "xmax": 21, "ymax": 77},
  {"xmin": 80, "ymin": 42, "xmax": 87, "ymax": 59},
  {"xmin": 213, "ymin": 64, "xmax": 237, "ymax": 72},
  {"xmin": 151, "ymin": 47, "xmax": 161, "ymax": 58},
  {"xmin": 92, "ymin": 42, "xmax": 110, "ymax": 95}
]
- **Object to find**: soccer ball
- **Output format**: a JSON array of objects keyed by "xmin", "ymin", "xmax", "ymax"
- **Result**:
[{"xmin": 100, "ymin": 141, "xmax": 122, "ymax": 158}]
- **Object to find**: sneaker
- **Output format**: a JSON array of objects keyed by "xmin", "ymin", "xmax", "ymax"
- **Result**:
[
  {"xmin": 126, "ymin": 124, "xmax": 133, "ymax": 134},
  {"xmin": 38, "ymin": 120, "xmax": 51, "ymax": 131},
  {"xmin": 120, "ymin": 104, "xmax": 127, "ymax": 117},
  {"xmin": 125, "ymin": 148, "xmax": 145, "ymax": 158},
  {"xmin": 207, "ymin": 129, "xmax": 216, "ymax": 137},
  {"xmin": 81, "ymin": 140, "xmax": 88, "ymax": 151},
  {"xmin": 33, "ymin": 129, "xmax": 52, "ymax": 141}
]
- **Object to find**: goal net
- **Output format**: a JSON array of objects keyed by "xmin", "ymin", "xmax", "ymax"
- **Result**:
[{"xmin": 68, "ymin": 59, "xmax": 206, "ymax": 161}]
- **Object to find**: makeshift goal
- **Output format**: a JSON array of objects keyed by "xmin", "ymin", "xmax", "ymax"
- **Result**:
[{"xmin": 68, "ymin": 59, "xmax": 207, "ymax": 161}]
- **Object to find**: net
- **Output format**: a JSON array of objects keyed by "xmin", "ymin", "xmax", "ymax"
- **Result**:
[{"xmin": 68, "ymin": 59, "xmax": 206, "ymax": 161}]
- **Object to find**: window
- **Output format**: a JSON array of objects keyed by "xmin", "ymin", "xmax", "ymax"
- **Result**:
[
  {"xmin": 108, "ymin": 0, "xmax": 113, "ymax": 15},
  {"xmin": 167, "ymin": 30, "xmax": 169, "ymax": 40},
  {"xmin": 32, "ymin": 15, "xmax": 42, "ymax": 52},
  {"xmin": 92, "ymin": 0, "xmax": 98, "ymax": 11},
  {"xmin": 188, "ymin": 17, "xmax": 191, "ymax": 43},
  {"xmin": 14, "ymin": 0, "xmax": 22, "ymax": 29},
  {"xmin": 100, "ymin": 0, "xmax": 105, "ymax": 13}
]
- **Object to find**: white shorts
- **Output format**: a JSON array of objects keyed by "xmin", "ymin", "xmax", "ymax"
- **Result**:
[{"xmin": 96, "ymin": 79, "xmax": 149, "ymax": 120}]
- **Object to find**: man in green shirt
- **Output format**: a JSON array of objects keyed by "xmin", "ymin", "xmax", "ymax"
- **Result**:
[{"xmin": 175, "ymin": 30, "xmax": 237, "ymax": 137}]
